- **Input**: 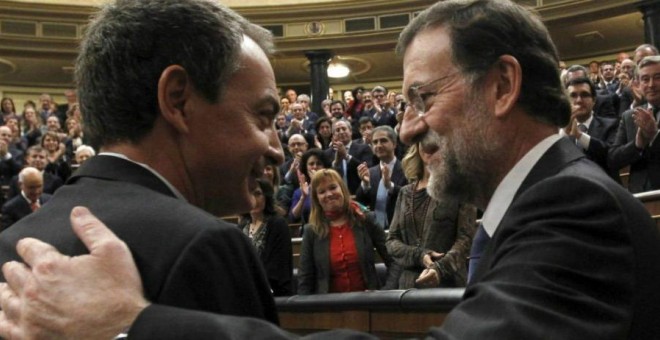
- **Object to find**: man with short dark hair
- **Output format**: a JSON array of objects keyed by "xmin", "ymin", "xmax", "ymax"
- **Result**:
[
  {"xmin": 561, "ymin": 77, "xmax": 619, "ymax": 181},
  {"xmin": 326, "ymin": 119, "xmax": 374, "ymax": 194},
  {"xmin": 7, "ymin": 146, "xmax": 63, "ymax": 199},
  {"xmin": 597, "ymin": 62, "xmax": 618, "ymax": 95},
  {"xmin": 0, "ymin": 0, "xmax": 283, "ymax": 328},
  {"xmin": 566, "ymin": 64, "xmax": 619, "ymax": 118}
]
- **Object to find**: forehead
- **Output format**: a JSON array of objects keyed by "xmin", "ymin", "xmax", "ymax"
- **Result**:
[
  {"xmin": 372, "ymin": 130, "xmax": 391, "ymax": 140},
  {"xmin": 223, "ymin": 36, "xmax": 277, "ymax": 107},
  {"xmin": 0, "ymin": 127, "xmax": 10, "ymax": 134},
  {"xmin": 640, "ymin": 63, "xmax": 660, "ymax": 75},
  {"xmin": 289, "ymin": 135, "xmax": 305, "ymax": 144},
  {"xmin": 568, "ymin": 83, "xmax": 591, "ymax": 93},
  {"xmin": 334, "ymin": 121, "xmax": 349, "ymax": 129},
  {"xmin": 307, "ymin": 155, "xmax": 320, "ymax": 163},
  {"xmin": 402, "ymin": 26, "xmax": 453, "ymax": 94}
]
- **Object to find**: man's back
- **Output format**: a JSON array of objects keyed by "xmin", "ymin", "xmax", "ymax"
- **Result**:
[{"xmin": 0, "ymin": 156, "xmax": 278, "ymax": 323}]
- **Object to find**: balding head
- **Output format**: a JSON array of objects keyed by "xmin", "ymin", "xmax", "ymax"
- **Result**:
[
  {"xmin": 19, "ymin": 167, "xmax": 43, "ymax": 203},
  {"xmin": 287, "ymin": 134, "xmax": 308, "ymax": 157}
]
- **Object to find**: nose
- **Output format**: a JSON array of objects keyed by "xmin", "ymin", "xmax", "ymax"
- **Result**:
[
  {"xmin": 267, "ymin": 128, "xmax": 285, "ymax": 166},
  {"xmin": 399, "ymin": 105, "xmax": 430, "ymax": 145}
]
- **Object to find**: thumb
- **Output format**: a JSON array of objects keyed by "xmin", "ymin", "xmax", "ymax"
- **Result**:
[{"xmin": 70, "ymin": 206, "xmax": 128, "ymax": 258}]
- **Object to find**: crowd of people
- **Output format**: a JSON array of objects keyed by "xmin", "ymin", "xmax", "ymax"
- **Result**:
[{"xmin": 0, "ymin": 92, "xmax": 95, "ymax": 230}]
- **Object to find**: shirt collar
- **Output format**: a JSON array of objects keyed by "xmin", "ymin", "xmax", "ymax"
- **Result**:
[
  {"xmin": 481, "ymin": 134, "xmax": 561, "ymax": 236},
  {"xmin": 98, "ymin": 152, "xmax": 187, "ymax": 201},
  {"xmin": 21, "ymin": 191, "xmax": 36, "ymax": 205},
  {"xmin": 380, "ymin": 157, "xmax": 397, "ymax": 171}
]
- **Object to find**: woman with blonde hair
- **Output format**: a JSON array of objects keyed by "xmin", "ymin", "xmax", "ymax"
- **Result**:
[
  {"xmin": 298, "ymin": 169, "xmax": 391, "ymax": 294},
  {"xmin": 386, "ymin": 143, "xmax": 477, "ymax": 289}
]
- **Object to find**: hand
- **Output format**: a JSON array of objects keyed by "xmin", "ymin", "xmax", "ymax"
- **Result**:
[
  {"xmin": 563, "ymin": 113, "xmax": 580, "ymax": 139},
  {"xmin": 415, "ymin": 268, "xmax": 440, "ymax": 287},
  {"xmin": 314, "ymin": 135, "xmax": 322, "ymax": 149},
  {"xmin": 332, "ymin": 141, "xmax": 347, "ymax": 160},
  {"xmin": 357, "ymin": 162, "xmax": 370, "ymax": 185},
  {"xmin": 422, "ymin": 251, "xmax": 444, "ymax": 267},
  {"xmin": 289, "ymin": 155, "xmax": 301, "ymax": 173},
  {"xmin": 297, "ymin": 169, "xmax": 309, "ymax": 198},
  {"xmin": 381, "ymin": 163, "xmax": 392, "ymax": 189},
  {"xmin": 0, "ymin": 207, "xmax": 149, "ymax": 340},
  {"xmin": 633, "ymin": 107, "xmax": 657, "ymax": 147}
]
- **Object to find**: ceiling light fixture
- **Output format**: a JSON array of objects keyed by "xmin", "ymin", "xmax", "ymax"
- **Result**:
[{"xmin": 327, "ymin": 62, "xmax": 350, "ymax": 78}]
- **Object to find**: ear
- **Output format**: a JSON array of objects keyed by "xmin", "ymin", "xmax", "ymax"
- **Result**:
[
  {"xmin": 488, "ymin": 55, "xmax": 522, "ymax": 119},
  {"xmin": 157, "ymin": 65, "xmax": 191, "ymax": 134}
]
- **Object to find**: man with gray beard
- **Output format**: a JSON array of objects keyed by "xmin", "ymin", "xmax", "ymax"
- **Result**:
[{"xmin": 1, "ymin": 0, "xmax": 659, "ymax": 339}]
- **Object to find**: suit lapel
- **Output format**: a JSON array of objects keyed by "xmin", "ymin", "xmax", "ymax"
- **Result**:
[{"xmin": 67, "ymin": 155, "xmax": 178, "ymax": 198}]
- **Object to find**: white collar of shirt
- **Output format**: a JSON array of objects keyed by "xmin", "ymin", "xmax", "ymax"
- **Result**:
[
  {"xmin": 98, "ymin": 152, "xmax": 187, "ymax": 201},
  {"xmin": 21, "ymin": 191, "xmax": 37, "ymax": 205},
  {"xmin": 481, "ymin": 134, "xmax": 561, "ymax": 237},
  {"xmin": 380, "ymin": 157, "xmax": 396, "ymax": 172},
  {"xmin": 2, "ymin": 151, "xmax": 12, "ymax": 160},
  {"xmin": 580, "ymin": 114, "xmax": 594, "ymax": 129}
]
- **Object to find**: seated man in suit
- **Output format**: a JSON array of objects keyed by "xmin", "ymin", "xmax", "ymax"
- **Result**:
[
  {"xmin": 0, "ymin": 0, "xmax": 282, "ymax": 327},
  {"xmin": 355, "ymin": 125, "xmax": 408, "ymax": 228},
  {"xmin": 560, "ymin": 77, "xmax": 620, "ymax": 181},
  {"xmin": 566, "ymin": 65, "xmax": 619, "ymax": 118},
  {"xmin": 609, "ymin": 56, "xmax": 660, "ymax": 193},
  {"xmin": 2, "ymin": 1, "xmax": 659, "ymax": 339},
  {"xmin": 325, "ymin": 119, "xmax": 374, "ymax": 194},
  {"xmin": 1, "ymin": 167, "xmax": 51, "ymax": 231},
  {"xmin": 7, "ymin": 146, "xmax": 63, "ymax": 199}
]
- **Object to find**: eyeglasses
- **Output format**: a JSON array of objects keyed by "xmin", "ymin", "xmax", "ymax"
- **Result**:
[
  {"xmin": 569, "ymin": 92, "xmax": 593, "ymax": 99},
  {"xmin": 407, "ymin": 73, "xmax": 458, "ymax": 115}
]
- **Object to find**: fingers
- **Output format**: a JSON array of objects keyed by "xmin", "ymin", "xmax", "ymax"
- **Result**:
[
  {"xmin": 0, "ymin": 282, "xmax": 21, "ymax": 329},
  {"xmin": 15, "ymin": 238, "xmax": 60, "ymax": 271},
  {"xmin": 69, "ymin": 207, "xmax": 122, "ymax": 256},
  {"xmin": 1, "ymin": 262, "xmax": 29, "ymax": 296},
  {"xmin": 0, "ymin": 310, "xmax": 24, "ymax": 340}
]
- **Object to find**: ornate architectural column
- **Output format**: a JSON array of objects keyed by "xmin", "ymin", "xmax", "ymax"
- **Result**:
[{"xmin": 304, "ymin": 50, "xmax": 332, "ymax": 115}]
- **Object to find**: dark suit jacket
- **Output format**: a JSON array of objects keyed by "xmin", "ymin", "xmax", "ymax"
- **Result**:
[
  {"xmin": 0, "ymin": 155, "xmax": 278, "ymax": 324},
  {"xmin": 7, "ymin": 171, "xmax": 63, "ymax": 199},
  {"xmin": 431, "ymin": 138, "xmax": 660, "ymax": 339},
  {"xmin": 297, "ymin": 212, "xmax": 392, "ymax": 294},
  {"xmin": 325, "ymin": 142, "xmax": 374, "ymax": 194},
  {"xmin": 593, "ymin": 93, "xmax": 618, "ymax": 119},
  {"xmin": 0, "ymin": 193, "xmax": 51, "ymax": 231},
  {"xmin": 354, "ymin": 159, "xmax": 407, "ymax": 226},
  {"xmin": 608, "ymin": 107, "xmax": 660, "ymax": 193},
  {"xmin": 573, "ymin": 115, "xmax": 619, "ymax": 181}
]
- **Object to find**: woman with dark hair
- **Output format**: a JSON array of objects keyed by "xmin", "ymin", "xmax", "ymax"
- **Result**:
[
  {"xmin": 289, "ymin": 149, "xmax": 331, "ymax": 223},
  {"xmin": 345, "ymin": 86, "xmax": 365, "ymax": 122},
  {"xmin": 41, "ymin": 131, "xmax": 72, "ymax": 182},
  {"xmin": 22, "ymin": 106, "xmax": 43, "ymax": 148},
  {"xmin": 314, "ymin": 116, "xmax": 333, "ymax": 150},
  {"xmin": 1, "ymin": 98, "xmax": 16, "ymax": 124},
  {"xmin": 386, "ymin": 144, "xmax": 477, "ymax": 289},
  {"xmin": 298, "ymin": 169, "xmax": 392, "ymax": 294},
  {"xmin": 238, "ymin": 178, "xmax": 293, "ymax": 296}
]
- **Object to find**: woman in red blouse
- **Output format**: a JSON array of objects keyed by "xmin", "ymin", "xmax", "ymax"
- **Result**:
[{"xmin": 297, "ymin": 169, "xmax": 392, "ymax": 294}]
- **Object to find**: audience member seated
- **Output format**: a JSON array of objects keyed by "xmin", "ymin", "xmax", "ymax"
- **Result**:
[
  {"xmin": 0, "ymin": 125, "xmax": 23, "ymax": 164},
  {"xmin": 346, "ymin": 86, "xmax": 366, "ymax": 139},
  {"xmin": 366, "ymin": 86, "xmax": 394, "ymax": 128},
  {"xmin": 296, "ymin": 94, "xmax": 318, "ymax": 124},
  {"xmin": 8, "ymin": 146, "xmax": 63, "ymax": 199},
  {"xmin": 386, "ymin": 144, "xmax": 476, "ymax": 289},
  {"xmin": 0, "ymin": 97, "xmax": 16, "ymax": 124},
  {"xmin": 262, "ymin": 161, "xmax": 281, "ymax": 200},
  {"xmin": 238, "ymin": 179, "xmax": 293, "ymax": 297},
  {"xmin": 566, "ymin": 65, "xmax": 618, "ymax": 118},
  {"xmin": 596, "ymin": 62, "xmax": 619, "ymax": 96},
  {"xmin": 326, "ymin": 120, "xmax": 374, "ymax": 194},
  {"xmin": 298, "ymin": 169, "xmax": 391, "ymax": 294},
  {"xmin": 73, "ymin": 145, "xmax": 96, "ymax": 169},
  {"xmin": 609, "ymin": 56, "xmax": 660, "ymax": 193},
  {"xmin": 286, "ymin": 103, "xmax": 315, "ymax": 138},
  {"xmin": 65, "ymin": 117, "xmax": 85, "ymax": 161},
  {"xmin": 277, "ymin": 134, "xmax": 308, "ymax": 211},
  {"xmin": 5, "ymin": 116, "xmax": 25, "ymax": 156},
  {"xmin": 41, "ymin": 131, "xmax": 72, "ymax": 182},
  {"xmin": 321, "ymin": 99, "xmax": 332, "ymax": 119},
  {"xmin": 289, "ymin": 149, "xmax": 331, "ymax": 224},
  {"xmin": 314, "ymin": 116, "xmax": 333, "ymax": 150},
  {"xmin": 56, "ymin": 89, "xmax": 78, "ymax": 128},
  {"xmin": 0, "ymin": 126, "xmax": 22, "ymax": 204},
  {"xmin": 560, "ymin": 77, "xmax": 620, "ymax": 181},
  {"xmin": 355, "ymin": 116, "xmax": 374, "ymax": 147},
  {"xmin": 21, "ymin": 106, "xmax": 43, "ymax": 148},
  {"xmin": 37, "ymin": 93, "xmax": 57, "ymax": 124},
  {"xmin": 45, "ymin": 115, "xmax": 68, "ymax": 141},
  {"xmin": 1, "ymin": 167, "xmax": 51, "ymax": 231},
  {"xmin": 355, "ymin": 125, "xmax": 408, "ymax": 228}
]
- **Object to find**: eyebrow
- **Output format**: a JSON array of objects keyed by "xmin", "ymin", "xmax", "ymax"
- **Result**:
[{"xmin": 254, "ymin": 95, "xmax": 280, "ymax": 116}]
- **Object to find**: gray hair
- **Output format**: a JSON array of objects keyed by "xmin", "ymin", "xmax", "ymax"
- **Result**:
[
  {"xmin": 75, "ymin": 145, "xmax": 96, "ymax": 157},
  {"xmin": 18, "ymin": 167, "xmax": 41, "ymax": 184},
  {"xmin": 76, "ymin": 0, "xmax": 273, "ymax": 148},
  {"xmin": 639, "ymin": 56, "xmax": 660, "ymax": 69},
  {"xmin": 397, "ymin": 0, "xmax": 570, "ymax": 127},
  {"xmin": 372, "ymin": 125, "xmax": 397, "ymax": 144}
]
